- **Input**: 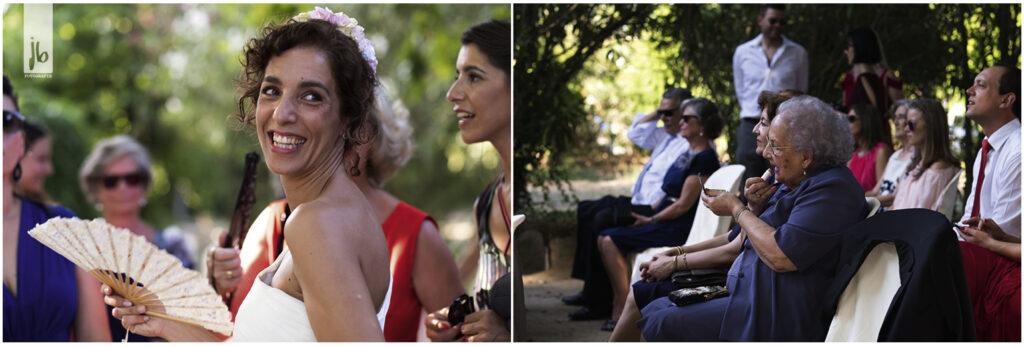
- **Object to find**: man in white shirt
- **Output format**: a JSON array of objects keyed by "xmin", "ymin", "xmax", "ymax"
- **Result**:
[
  {"xmin": 732, "ymin": 4, "xmax": 808, "ymax": 186},
  {"xmin": 564, "ymin": 88, "xmax": 691, "ymax": 324},
  {"xmin": 954, "ymin": 63, "xmax": 1020, "ymax": 342},
  {"xmin": 958, "ymin": 63, "xmax": 1021, "ymax": 240}
]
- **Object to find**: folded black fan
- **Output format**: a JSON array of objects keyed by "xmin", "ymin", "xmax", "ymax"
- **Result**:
[{"xmin": 671, "ymin": 268, "xmax": 728, "ymax": 288}]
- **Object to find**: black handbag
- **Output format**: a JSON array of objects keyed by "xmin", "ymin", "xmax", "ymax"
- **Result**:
[
  {"xmin": 668, "ymin": 285, "xmax": 730, "ymax": 306},
  {"xmin": 670, "ymin": 267, "xmax": 728, "ymax": 288}
]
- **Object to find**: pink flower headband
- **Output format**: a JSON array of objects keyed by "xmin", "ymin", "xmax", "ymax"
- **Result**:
[{"xmin": 293, "ymin": 7, "xmax": 378, "ymax": 74}]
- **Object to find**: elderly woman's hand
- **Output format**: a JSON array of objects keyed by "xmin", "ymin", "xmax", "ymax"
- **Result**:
[
  {"xmin": 743, "ymin": 177, "xmax": 778, "ymax": 214},
  {"xmin": 461, "ymin": 309, "xmax": 510, "ymax": 342},
  {"xmin": 701, "ymin": 189, "xmax": 744, "ymax": 218},
  {"xmin": 102, "ymin": 284, "xmax": 166, "ymax": 338},
  {"xmin": 425, "ymin": 306, "xmax": 461, "ymax": 342},
  {"xmin": 639, "ymin": 254, "xmax": 676, "ymax": 282}
]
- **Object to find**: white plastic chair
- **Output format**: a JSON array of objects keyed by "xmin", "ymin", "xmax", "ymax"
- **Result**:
[
  {"xmin": 629, "ymin": 164, "xmax": 746, "ymax": 284},
  {"xmin": 936, "ymin": 168, "xmax": 963, "ymax": 221},
  {"xmin": 865, "ymin": 197, "xmax": 881, "ymax": 218},
  {"xmin": 824, "ymin": 242, "xmax": 902, "ymax": 341}
]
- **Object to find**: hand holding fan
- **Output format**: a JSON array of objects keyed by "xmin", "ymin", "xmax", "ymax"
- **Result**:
[{"xmin": 28, "ymin": 217, "xmax": 233, "ymax": 337}]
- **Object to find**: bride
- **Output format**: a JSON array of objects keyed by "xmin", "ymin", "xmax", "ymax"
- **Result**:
[{"xmin": 104, "ymin": 7, "xmax": 391, "ymax": 341}]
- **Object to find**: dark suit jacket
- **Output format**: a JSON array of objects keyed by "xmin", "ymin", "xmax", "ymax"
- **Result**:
[{"xmin": 822, "ymin": 209, "xmax": 976, "ymax": 341}]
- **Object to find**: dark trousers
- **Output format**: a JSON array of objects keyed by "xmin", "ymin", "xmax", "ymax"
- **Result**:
[
  {"xmin": 736, "ymin": 119, "xmax": 768, "ymax": 195},
  {"xmin": 570, "ymin": 195, "xmax": 653, "ymax": 308}
]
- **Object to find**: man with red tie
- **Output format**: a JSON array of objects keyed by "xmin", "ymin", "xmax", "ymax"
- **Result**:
[{"xmin": 955, "ymin": 63, "xmax": 1020, "ymax": 342}]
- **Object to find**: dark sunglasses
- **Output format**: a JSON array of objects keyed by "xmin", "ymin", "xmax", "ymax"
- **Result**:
[
  {"xmin": 680, "ymin": 115, "xmax": 700, "ymax": 123},
  {"xmin": 4, "ymin": 110, "xmax": 25, "ymax": 134},
  {"xmin": 656, "ymin": 109, "xmax": 676, "ymax": 118},
  {"xmin": 93, "ymin": 172, "xmax": 149, "ymax": 189},
  {"xmin": 769, "ymin": 18, "xmax": 788, "ymax": 26},
  {"xmin": 847, "ymin": 115, "xmax": 857, "ymax": 123},
  {"xmin": 906, "ymin": 120, "xmax": 916, "ymax": 132},
  {"xmin": 447, "ymin": 294, "xmax": 476, "ymax": 327}
]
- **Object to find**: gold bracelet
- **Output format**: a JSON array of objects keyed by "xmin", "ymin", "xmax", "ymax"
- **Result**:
[
  {"xmin": 682, "ymin": 253, "xmax": 690, "ymax": 270},
  {"xmin": 673, "ymin": 255, "xmax": 679, "ymax": 271},
  {"xmin": 675, "ymin": 246, "xmax": 684, "ymax": 256},
  {"xmin": 733, "ymin": 206, "xmax": 749, "ymax": 220}
]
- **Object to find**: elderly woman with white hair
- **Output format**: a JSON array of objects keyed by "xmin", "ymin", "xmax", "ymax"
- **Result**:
[
  {"xmin": 637, "ymin": 96, "xmax": 870, "ymax": 341},
  {"xmin": 79, "ymin": 134, "xmax": 195, "ymax": 341}
]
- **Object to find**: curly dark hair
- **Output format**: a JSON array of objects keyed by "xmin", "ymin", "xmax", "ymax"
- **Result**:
[{"xmin": 234, "ymin": 19, "xmax": 378, "ymax": 176}]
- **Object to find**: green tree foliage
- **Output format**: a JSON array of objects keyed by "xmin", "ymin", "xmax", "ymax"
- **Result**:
[
  {"xmin": 514, "ymin": 4, "xmax": 654, "ymax": 215},
  {"xmin": 3, "ymin": 4, "xmax": 509, "ymax": 228},
  {"xmin": 515, "ymin": 3, "xmax": 1020, "ymax": 213}
]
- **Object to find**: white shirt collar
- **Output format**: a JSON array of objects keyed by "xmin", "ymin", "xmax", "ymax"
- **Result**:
[{"xmin": 985, "ymin": 118, "xmax": 1020, "ymax": 152}]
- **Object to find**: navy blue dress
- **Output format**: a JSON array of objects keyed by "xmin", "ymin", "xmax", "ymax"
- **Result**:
[
  {"xmin": 600, "ymin": 149, "xmax": 719, "ymax": 254},
  {"xmin": 639, "ymin": 166, "xmax": 868, "ymax": 341},
  {"xmin": 631, "ymin": 173, "xmax": 789, "ymax": 311},
  {"xmin": 3, "ymin": 199, "xmax": 78, "ymax": 342}
]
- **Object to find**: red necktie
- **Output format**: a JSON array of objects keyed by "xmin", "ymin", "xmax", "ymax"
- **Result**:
[{"xmin": 970, "ymin": 139, "xmax": 993, "ymax": 218}]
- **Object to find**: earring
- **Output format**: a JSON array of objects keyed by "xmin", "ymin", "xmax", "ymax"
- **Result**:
[
  {"xmin": 139, "ymin": 197, "xmax": 148, "ymax": 207},
  {"xmin": 94, "ymin": 203, "xmax": 103, "ymax": 211},
  {"xmin": 12, "ymin": 162, "xmax": 21, "ymax": 182},
  {"xmin": 803, "ymin": 169, "xmax": 807, "ymax": 176}
]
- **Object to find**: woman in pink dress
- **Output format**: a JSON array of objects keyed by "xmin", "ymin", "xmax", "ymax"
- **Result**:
[
  {"xmin": 888, "ymin": 99, "xmax": 960, "ymax": 211},
  {"xmin": 847, "ymin": 103, "xmax": 892, "ymax": 192}
]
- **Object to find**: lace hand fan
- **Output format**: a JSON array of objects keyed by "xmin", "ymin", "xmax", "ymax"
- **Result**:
[{"xmin": 28, "ymin": 217, "xmax": 233, "ymax": 336}]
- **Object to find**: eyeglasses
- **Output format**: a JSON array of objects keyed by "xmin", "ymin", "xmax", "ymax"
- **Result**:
[
  {"xmin": 768, "ymin": 18, "xmax": 788, "ymax": 26},
  {"xmin": 680, "ymin": 114, "xmax": 700, "ymax": 123},
  {"xmin": 767, "ymin": 138, "xmax": 793, "ymax": 156},
  {"xmin": 92, "ymin": 172, "xmax": 149, "ymax": 189},
  {"xmin": 847, "ymin": 115, "xmax": 858, "ymax": 123},
  {"xmin": 3, "ymin": 110, "xmax": 25, "ymax": 134},
  {"xmin": 447, "ymin": 294, "xmax": 475, "ymax": 326},
  {"xmin": 656, "ymin": 109, "xmax": 676, "ymax": 118},
  {"xmin": 906, "ymin": 120, "xmax": 916, "ymax": 132}
]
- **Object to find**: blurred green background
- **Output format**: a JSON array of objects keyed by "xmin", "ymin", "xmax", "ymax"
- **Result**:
[{"xmin": 3, "ymin": 3, "xmax": 510, "ymax": 266}]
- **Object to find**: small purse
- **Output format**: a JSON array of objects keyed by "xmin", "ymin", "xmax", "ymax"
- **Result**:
[
  {"xmin": 670, "ymin": 268, "xmax": 728, "ymax": 288},
  {"xmin": 668, "ymin": 285, "xmax": 730, "ymax": 306}
]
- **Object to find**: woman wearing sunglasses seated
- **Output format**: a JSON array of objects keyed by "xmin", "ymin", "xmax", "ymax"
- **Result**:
[
  {"xmin": 886, "ymin": 99, "xmax": 960, "ymax": 211},
  {"xmin": 78, "ymin": 134, "xmax": 196, "ymax": 341}
]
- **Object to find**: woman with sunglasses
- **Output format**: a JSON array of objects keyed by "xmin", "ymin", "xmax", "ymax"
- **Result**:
[
  {"xmin": 3, "ymin": 76, "xmax": 111, "ymax": 341},
  {"xmin": 78, "ymin": 134, "xmax": 196, "ymax": 341},
  {"xmin": 609, "ymin": 90, "xmax": 800, "ymax": 341},
  {"xmin": 887, "ymin": 99, "xmax": 960, "ymax": 211},
  {"xmin": 847, "ymin": 103, "xmax": 893, "ymax": 192},
  {"xmin": 865, "ymin": 99, "xmax": 914, "ymax": 210},
  {"xmin": 593, "ymin": 97, "xmax": 722, "ymax": 333}
]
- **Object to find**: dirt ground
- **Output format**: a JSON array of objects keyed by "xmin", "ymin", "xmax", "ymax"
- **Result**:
[
  {"xmin": 519, "ymin": 178, "xmax": 633, "ymax": 342},
  {"xmin": 521, "ymin": 235, "xmax": 612, "ymax": 342}
]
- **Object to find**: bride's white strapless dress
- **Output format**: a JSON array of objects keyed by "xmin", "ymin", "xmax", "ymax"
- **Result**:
[{"xmin": 230, "ymin": 248, "xmax": 391, "ymax": 341}]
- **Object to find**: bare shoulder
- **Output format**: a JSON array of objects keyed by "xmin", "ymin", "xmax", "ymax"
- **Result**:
[{"xmin": 284, "ymin": 198, "xmax": 381, "ymax": 248}]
